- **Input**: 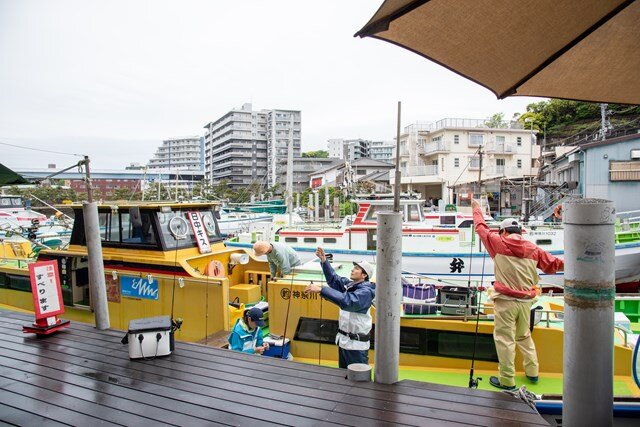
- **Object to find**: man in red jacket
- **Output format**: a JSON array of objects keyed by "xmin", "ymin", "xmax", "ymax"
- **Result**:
[{"xmin": 471, "ymin": 199, "xmax": 564, "ymax": 390}]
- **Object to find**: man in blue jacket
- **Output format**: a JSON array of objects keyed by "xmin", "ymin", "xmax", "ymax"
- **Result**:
[
  {"xmin": 228, "ymin": 307, "xmax": 270, "ymax": 355},
  {"xmin": 304, "ymin": 247, "xmax": 376, "ymax": 368}
]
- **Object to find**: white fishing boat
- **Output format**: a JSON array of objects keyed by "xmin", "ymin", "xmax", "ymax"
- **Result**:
[
  {"xmin": 0, "ymin": 194, "xmax": 72, "ymax": 243},
  {"xmin": 226, "ymin": 197, "xmax": 640, "ymax": 287},
  {"xmin": 216, "ymin": 210, "xmax": 274, "ymax": 236}
]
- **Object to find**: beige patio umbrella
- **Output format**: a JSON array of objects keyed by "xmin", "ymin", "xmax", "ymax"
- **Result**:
[{"xmin": 356, "ymin": 0, "xmax": 639, "ymax": 104}]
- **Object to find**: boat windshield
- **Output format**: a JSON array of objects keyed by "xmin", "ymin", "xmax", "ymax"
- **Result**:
[
  {"xmin": 0, "ymin": 197, "xmax": 23, "ymax": 208},
  {"xmin": 156, "ymin": 208, "xmax": 222, "ymax": 250}
]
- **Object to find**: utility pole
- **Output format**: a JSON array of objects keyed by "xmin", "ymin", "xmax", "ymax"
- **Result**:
[
  {"xmin": 82, "ymin": 155, "xmax": 110, "ymax": 330},
  {"xmin": 393, "ymin": 102, "xmax": 402, "ymax": 213},
  {"xmin": 286, "ymin": 114, "xmax": 294, "ymax": 225},
  {"xmin": 599, "ymin": 103, "xmax": 611, "ymax": 141}
]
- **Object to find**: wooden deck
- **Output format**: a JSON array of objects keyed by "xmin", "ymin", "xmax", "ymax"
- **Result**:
[{"xmin": 0, "ymin": 309, "xmax": 548, "ymax": 426}]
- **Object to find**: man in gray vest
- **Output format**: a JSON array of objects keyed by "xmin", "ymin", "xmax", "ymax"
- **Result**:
[{"xmin": 304, "ymin": 247, "xmax": 376, "ymax": 368}]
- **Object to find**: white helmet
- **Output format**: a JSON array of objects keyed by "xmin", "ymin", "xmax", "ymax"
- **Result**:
[
  {"xmin": 353, "ymin": 261, "xmax": 374, "ymax": 281},
  {"xmin": 499, "ymin": 218, "xmax": 522, "ymax": 233}
]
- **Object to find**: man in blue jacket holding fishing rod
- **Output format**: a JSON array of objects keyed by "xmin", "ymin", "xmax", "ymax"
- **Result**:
[{"xmin": 304, "ymin": 247, "xmax": 376, "ymax": 368}]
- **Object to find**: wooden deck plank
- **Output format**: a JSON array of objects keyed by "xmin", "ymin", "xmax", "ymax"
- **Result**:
[
  {"xmin": 0, "ymin": 402, "xmax": 69, "ymax": 427},
  {"xmin": 0, "ymin": 309, "xmax": 548, "ymax": 427}
]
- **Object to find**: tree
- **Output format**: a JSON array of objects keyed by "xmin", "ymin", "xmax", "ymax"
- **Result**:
[
  {"xmin": 301, "ymin": 150, "xmax": 329, "ymax": 158},
  {"xmin": 484, "ymin": 112, "xmax": 507, "ymax": 128}
]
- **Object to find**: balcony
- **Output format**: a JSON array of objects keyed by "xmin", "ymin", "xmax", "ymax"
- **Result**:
[
  {"xmin": 403, "ymin": 165, "xmax": 439, "ymax": 177},
  {"xmin": 418, "ymin": 140, "xmax": 450, "ymax": 156},
  {"xmin": 485, "ymin": 141, "xmax": 515, "ymax": 154},
  {"xmin": 485, "ymin": 166, "xmax": 521, "ymax": 177}
]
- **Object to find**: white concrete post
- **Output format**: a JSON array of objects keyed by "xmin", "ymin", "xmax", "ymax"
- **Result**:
[
  {"xmin": 374, "ymin": 211, "xmax": 403, "ymax": 384},
  {"xmin": 296, "ymin": 193, "xmax": 300, "ymax": 209},
  {"xmin": 325, "ymin": 186, "xmax": 330, "ymax": 221},
  {"xmin": 563, "ymin": 198, "xmax": 615, "ymax": 427},
  {"xmin": 308, "ymin": 193, "xmax": 314, "ymax": 221},
  {"xmin": 334, "ymin": 196, "xmax": 340, "ymax": 220},
  {"xmin": 83, "ymin": 202, "xmax": 110, "ymax": 329},
  {"xmin": 314, "ymin": 191, "xmax": 319, "ymax": 222}
]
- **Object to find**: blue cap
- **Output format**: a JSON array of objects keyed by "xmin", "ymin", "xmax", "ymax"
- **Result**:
[{"xmin": 246, "ymin": 307, "xmax": 265, "ymax": 327}]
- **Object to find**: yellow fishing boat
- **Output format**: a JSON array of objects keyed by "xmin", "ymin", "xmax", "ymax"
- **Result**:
[{"xmin": 0, "ymin": 201, "xmax": 638, "ymax": 406}]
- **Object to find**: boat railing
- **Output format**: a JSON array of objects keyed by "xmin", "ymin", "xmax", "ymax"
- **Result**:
[{"xmin": 614, "ymin": 325, "xmax": 632, "ymax": 347}]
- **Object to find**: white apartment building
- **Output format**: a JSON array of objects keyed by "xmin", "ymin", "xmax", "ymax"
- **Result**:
[
  {"xmin": 328, "ymin": 138, "xmax": 370, "ymax": 162},
  {"xmin": 395, "ymin": 118, "xmax": 538, "ymax": 204},
  {"xmin": 147, "ymin": 136, "xmax": 203, "ymax": 171},
  {"xmin": 369, "ymin": 140, "xmax": 395, "ymax": 163},
  {"xmin": 203, "ymin": 103, "xmax": 300, "ymax": 190}
]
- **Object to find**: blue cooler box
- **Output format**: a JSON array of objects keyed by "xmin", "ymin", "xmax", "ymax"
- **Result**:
[{"xmin": 262, "ymin": 336, "xmax": 290, "ymax": 358}]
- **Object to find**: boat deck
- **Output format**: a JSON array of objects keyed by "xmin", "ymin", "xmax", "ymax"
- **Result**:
[{"xmin": 0, "ymin": 309, "xmax": 548, "ymax": 426}]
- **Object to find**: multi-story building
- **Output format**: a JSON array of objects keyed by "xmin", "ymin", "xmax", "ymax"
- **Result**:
[
  {"xmin": 394, "ymin": 118, "xmax": 538, "ymax": 204},
  {"xmin": 287, "ymin": 157, "xmax": 342, "ymax": 193},
  {"xmin": 369, "ymin": 140, "xmax": 395, "ymax": 163},
  {"xmin": 147, "ymin": 136, "xmax": 203, "ymax": 171},
  {"xmin": 328, "ymin": 138, "xmax": 371, "ymax": 162},
  {"xmin": 203, "ymin": 103, "xmax": 300, "ymax": 191},
  {"xmin": 13, "ymin": 167, "xmax": 204, "ymax": 199}
]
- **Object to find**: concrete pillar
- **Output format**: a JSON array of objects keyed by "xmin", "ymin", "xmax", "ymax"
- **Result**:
[
  {"xmin": 325, "ymin": 186, "xmax": 330, "ymax": 221},
  {"xmin": 296, "ymin": 193, "xmax": 300, "ymax": 209},
  {"xmin": 374, "ymin": 211, "xmax": 403, "ymax": 384},
  {"xmin": 563, "ymin": 198, "xmax": 615, "ymax": 427},
  {"xmin": 334, "ymin": 196, "xmax": 340, "ymax": 219},
  {"xmin": 83, "ymin": 202, "xmax": 110, "ymax": 329},
  {"xmin": 314, "ymin": 192, "xmax": 319, "ymax": 222},
  {"xmin": 308, "ymin": 193, "xmax": 314, "ymax": 221}
]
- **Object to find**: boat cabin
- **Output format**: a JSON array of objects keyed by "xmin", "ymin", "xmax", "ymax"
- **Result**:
[{"xmin": 69, "ymin": 203, "xmax": 223, "ymax": 251}]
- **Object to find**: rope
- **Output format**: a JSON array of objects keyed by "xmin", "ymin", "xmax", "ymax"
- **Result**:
[{"xmin": 503, "ymin": 386, "xmax": 539, "ymax": 411}]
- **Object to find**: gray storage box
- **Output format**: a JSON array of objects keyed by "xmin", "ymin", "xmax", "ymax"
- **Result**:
[{"xmin": 127, "ymin": 316, "xmax": 172, "ymax": 359}]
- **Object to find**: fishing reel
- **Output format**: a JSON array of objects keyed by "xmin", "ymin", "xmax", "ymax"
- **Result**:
[
  {"xmin": 468, "ymin": 375, "xmax": 482, "ymax": 389},
  {"xmin": 171, "ymin": 317, "xmax": 183, "ymax": 332}
]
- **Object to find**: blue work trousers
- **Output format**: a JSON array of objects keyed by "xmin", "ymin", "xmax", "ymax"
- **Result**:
[{"xmin": 338, "ymin": 347, "xmax": 369, "ymax": 369}]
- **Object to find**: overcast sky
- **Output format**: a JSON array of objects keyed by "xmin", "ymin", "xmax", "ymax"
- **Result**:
[{"xmin": 0, "ymin": 0, "xmax": 543, "ymax": 170}]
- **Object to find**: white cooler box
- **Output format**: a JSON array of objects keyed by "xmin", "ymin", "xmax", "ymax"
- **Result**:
[{"xmin": 127, "ymin": 316, "xmax": 172, "ymax": 359}]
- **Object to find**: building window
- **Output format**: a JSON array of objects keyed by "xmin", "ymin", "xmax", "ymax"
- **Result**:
[
  {"xmin": 469, "ymin": 133, "xmax": 484, "ymax": 147},
  {"xmin": 517, "ymin": 159, "xmax": 522, "ymax": 168},
  {"xmin": 454, "ymin": 158, "xmax": 460, "ymax": 167},
  {"xmin": 610, "ymin": 161, "xmax": 640, "ymax": 181},
  {"xmin": 517, "ymin": 137, "xmax": 522, "ymax": 146},
  {"xmin": 454, "ymin": 135, "xmax": 459, "ymax": 144}
]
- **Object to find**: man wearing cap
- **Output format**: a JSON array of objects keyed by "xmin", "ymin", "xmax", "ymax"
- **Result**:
[
  {"xmin": 304, "ymin": 247, "xmax": 376, "ymax": 368},
  {"xmin": 253, "ymin": 241, "xmax": 301, "ymax": 279},
  {"xmin": 471, "ymin": 199, "xmax": 564, "ymax": 390},
  {"xmin": 228, "ymin": 306, "xmax": 270, "ymax": 355}
]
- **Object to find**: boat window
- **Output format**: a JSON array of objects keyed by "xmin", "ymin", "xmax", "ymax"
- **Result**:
[
  {"xmin": 122, "ymin": 209, "xmax": 157, "ymax": 245},
  {"xmin": 458, "ymin": 220, "xmax": 473, "ymax": 228},
  {"xmin": 284, "ymin": 237, "xmax": 298, "ymax": 243},
  {"xmin": 364, "ymin": 205, "xmax": 380, "ymax": 221},
  {"xmin": 295, "ymin": 318, "xmax": 498, "ymax": 361},
  {"xmin": 440, "ymin": 215, "xmax": 456, "ymax": 226},
  {"xmin": 323, "ymin": 238, "xmax": 337, "ymax": 244},
  {"xmin": 406, "ymin": 204, "xmax": 421, "ymax": 222},
  {"xmin": 98, "ymin": 212, "xmax": 121, "ymax": 242},
  {"xmin": 536, "ymin": 239, "xmax": 552, "ymax": 245},
  {"xmin": 303, "ymin": 237, "xmax": 317, "ymax": 243},
  {"xmin": 157, "ymin": 208, "xmax": 222, "ymax": 250}
]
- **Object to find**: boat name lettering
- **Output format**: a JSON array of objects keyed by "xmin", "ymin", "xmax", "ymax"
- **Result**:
[
  {"xmin": 280, "ymin": 288, "xmax": 318, "ymax": 300},
  {"xmin": 449, "ymin": 257, "xmax": 465, "ymax": 273}
]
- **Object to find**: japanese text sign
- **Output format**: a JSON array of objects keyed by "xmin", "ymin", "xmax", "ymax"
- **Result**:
[
  {"xmin": 187, "ymin": 211, "xmax": 211, "ymax": 254},
  {"xmin": 28, "ymin": 260, "xmax": 64, "ymax": 319}
]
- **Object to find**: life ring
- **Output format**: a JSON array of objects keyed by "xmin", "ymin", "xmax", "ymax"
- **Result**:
[
  {"xmin": 553, "ymin": 204, "xmax": 563, "ymax": 220},
  {"xmin": 205, "ymin": 260, "xmax": 225, "ymax": 277}
]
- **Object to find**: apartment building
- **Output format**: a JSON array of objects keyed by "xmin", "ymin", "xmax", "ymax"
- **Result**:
[
  {"xmin": 395, "ymin": 118, "xmax": 538, "ymax": 204},
  {"xmin": 203, "ymin": 104, "xmax": 300, "ymax": 191},
  {"xmin": 328, "ymin": 138, "xmax": 371, "ymax": 162},
  {"xmin": 369, "ymin": 140, "xmax": 395, "ymax": 163},
  {"xmin": 147, "ymin": 136, "xmax": 203, "ymax": 171}
]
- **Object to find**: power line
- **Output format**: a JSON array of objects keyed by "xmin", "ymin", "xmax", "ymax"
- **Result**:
[{"xmin": 0, "ymin": 141, "xmax": 84, "ymax": 157}]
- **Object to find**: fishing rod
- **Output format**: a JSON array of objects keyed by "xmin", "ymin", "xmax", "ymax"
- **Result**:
[{"xmin": 468, "ymin": 250, "xmax": 487, "ymax": 389}]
